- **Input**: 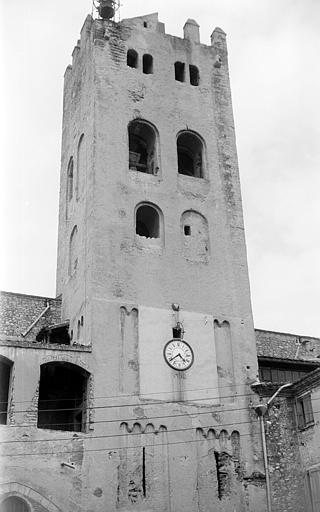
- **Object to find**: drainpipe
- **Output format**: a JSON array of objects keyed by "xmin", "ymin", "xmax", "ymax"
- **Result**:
[
  {"xmin": 21, "ymin": 301, "xmax": 50, "ymax": 337},
  {"xmin": 254, "ymin": 382, "xmax": 293, "ymax": 512}
]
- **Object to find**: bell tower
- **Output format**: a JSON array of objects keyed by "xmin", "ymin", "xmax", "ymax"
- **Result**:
[{"xmin": 56, "ymin": 8, "xmax": 264, "ymax": 511}]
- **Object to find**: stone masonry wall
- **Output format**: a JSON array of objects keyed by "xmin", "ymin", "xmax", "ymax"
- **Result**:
[
  {"xmin": 264, "ymin": 396, "xmax": 306, "ymax": 512},
  {"xmin": 256, "ymin": 329, "xmax": 320, "ymax": 360},
  {"xmin": 0, "ymin": 292, "xmax": 62, "ymax": 341}
]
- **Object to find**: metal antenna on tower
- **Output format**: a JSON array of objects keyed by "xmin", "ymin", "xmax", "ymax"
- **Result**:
[{"xmin": 93, "ymin": 0, "xmax": 121, "ymax": 21}]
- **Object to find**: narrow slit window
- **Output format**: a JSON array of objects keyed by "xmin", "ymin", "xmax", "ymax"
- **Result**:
[
  {"xmin": 136, "ymin": 204, "xmax": 160, "ymax": 238},
  {"xmin": 175, "ymin": 62, "xmax": 185, "ymax": 82},
  {"xmin": 143, "ymin": 54, "xmax": 153, "ymax": 74},
  {"xmin": 67, "ymin": 157, "xmax": 74, "ymax": 201},
  {"xmin": 189, "ymin": 65, "xmax": 200, "ymax": 86},
  {"xmin": 184, "ymin": 225, "xmax": 191, "ymax": 236},
  {"xmin": 127, "ymin": 49, "xmax": 138, "ymax": 68},
  {"xmin": 69, "ymin": 225, "xmax": 78, "ymax": 276}
]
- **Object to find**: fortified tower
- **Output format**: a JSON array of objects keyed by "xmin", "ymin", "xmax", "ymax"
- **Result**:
[{"xmin": 1, "ymin": 7, "xmax": 266, "ymax": 512}]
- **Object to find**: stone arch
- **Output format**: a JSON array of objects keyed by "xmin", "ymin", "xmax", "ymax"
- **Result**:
[
  {"xmin": 181, "ymin": 210, "xmax": 209, "ymax": 262},
  {"xmin": 0, "ymin": 483, "xmax": 62, "ymax": 512}
]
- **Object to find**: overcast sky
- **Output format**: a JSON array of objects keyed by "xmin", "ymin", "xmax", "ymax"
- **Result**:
[{"xmin": 0, "ymin": 0, "xmax": 319, "ymax": 337}]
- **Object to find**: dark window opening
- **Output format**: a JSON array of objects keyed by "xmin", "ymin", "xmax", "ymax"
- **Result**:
[
  {"xmin": 189, "ymin": 65, "xmax": 200, "ymax": 86},
  {"xmin": 142, "ymin": 447, "xmax": 146, "ymax": 497},
  {"xmin": 184, "ymin": 225, "xmax": 191, "ymax": 236},
  {"xmin": 143, "ymin": 54, "xmax": 153, "ymax": 74},
  {"xmin": 1, "ymin": 497, "xmax": 30, "ymax": 512},
  {"xmin": 136, "ymin": 205, "xmax": 160, "ymax": 238},
  {"xmin": 128, "ymin": 120, "xmax": 158, "ymax": 174},
  {"xmin": 38, "ymin": 362, "xmax": 89, "ymax": 432},
  {"xmin": 296, "ymin": 394, "xmax": 314, "ymax": 429},
  {"xmin": 36, "ymin": 323, "xmax": 70, "ymax": 345},
  {"xmin": 127, "ymin": 49, "xmax": 138, "ymax": 68},
  {"xmin": 0, "ymin": 358, "xmax": 12, "ymax": 425},
  {"xmin": 143, "ymin": 21, "xmax": 148, "ymax": 28},
  {"xmin": 81, "ymin": 315, "xmax": 84, "ymax": 326},
  {"xmin": 177, "ymin": 131, "xmax": 204, "ymax": 177},
  {"xmin": 70, "ymin": 329, "xmax": 73, "ymax": 341},
  {"xmin": 175, "ymin": 62, "xmax": 185, "ymax": 82}
]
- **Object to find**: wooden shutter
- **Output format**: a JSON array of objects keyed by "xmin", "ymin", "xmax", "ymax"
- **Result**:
[{"xmin": 303, "ymin": 395, "xmax": 314, "ymax": 426}]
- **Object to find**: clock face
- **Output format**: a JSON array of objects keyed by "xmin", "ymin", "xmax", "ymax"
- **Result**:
[{"xmin": 163, "ymin": 339, "xmax": 194, "ymax": 371}]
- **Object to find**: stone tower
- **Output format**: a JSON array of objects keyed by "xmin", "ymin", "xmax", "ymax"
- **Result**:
[{"xmin": 53, "ymin": 10, "xmax": 263, "ymax": 512}]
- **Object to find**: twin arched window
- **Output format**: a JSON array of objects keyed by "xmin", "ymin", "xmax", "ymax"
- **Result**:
[
  {"xmin": 174, "ymin": 62, "xmax": 200, "ymax": 86},
  {"xmin": 128, "ymin": 120, "xmax": 205, "ymax": 178},
  {"xmin": 135, "ymin": 203, "xmax": 210, "ymax": 262},
  {"xmin": 127, "ymin": 49, "xmax": 153, "ymax": 74}
]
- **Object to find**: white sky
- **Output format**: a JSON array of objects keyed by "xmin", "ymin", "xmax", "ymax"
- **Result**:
[{"xmin": 0, "ymin": 0, "xmax": 319, "ymax": 337}]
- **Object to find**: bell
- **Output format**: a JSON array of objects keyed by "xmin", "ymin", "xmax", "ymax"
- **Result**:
[{"xmin": 98, "ymin": 0, "xmax": 115, "ymax": 19}]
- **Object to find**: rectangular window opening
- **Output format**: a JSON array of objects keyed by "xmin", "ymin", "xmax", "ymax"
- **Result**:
[
  {"xmin": 143, "ymin": 54, "xmax": 153, "ymax": 74},
  {"xmin": 175, "ymin": 62, "xmax": 185, "ymax": 82},
  {"xmin": 184, "ymin": 225, "xmax": 191, "ymax": 236},
  {"xmin": 189, "ymin": 65, "xmax": 200, "ymax": 86},
  {"xmin": 142, "ymin": 447, "xmax": 146, "ymax": 497}
]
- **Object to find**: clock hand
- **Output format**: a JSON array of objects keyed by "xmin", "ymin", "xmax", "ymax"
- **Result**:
[
  {"xmin": 169, "ymin": 354, "xmax": 180, "ymax": 362},
  {"xmin": 177, "ymin": 353, "xmax": 186, "ymax": 363}
]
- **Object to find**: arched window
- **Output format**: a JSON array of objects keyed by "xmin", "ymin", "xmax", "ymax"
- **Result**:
[
  {"xmin": 143, "ymin": 54, "xmax": 153, "ymax": 74},
  {"xmin": 38, "ymin": 362, "xmax": 89, "ymax": 432},
  {"xmin": 136, "ymin": 204, "xmax": 160, "ymax": 239},
  {"xmin": 76, "ymin": 134, "xmax": 85, "ymax": 200},
  {"xmin": 177, "ymin": 131, "xmax": 204, "ymax": 177},
  {"xmin": 128, "ymin": 120, "xmax": 159, "ymax": 174},
  {"xmin": 189, "ymin": 65, "xmax": 200, "ymax": 86},
  {"xmin": 181, "ymin": 210, "xmax": 209, "ymax": 262},
  {"xmin": 0, "ymin": 357, "xmax": 12, "ymax": 425},
  {"xmin": 69, "ymin": 225, "xmax": 78, "ymax": 276},
  {"xmin": 1, "ymin": 497, "xmax": 30, "ymax": 512},
  {"xmin": 67, "ymin": 157, "xmax": 74, "ymax": 201},
  {"xmin": 127, "ymin": 49, "xmax": 138, "ymax": 68},
  {"xmin": 175, "ymin": 62, "xmax": 185, "ymax": 82}
]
